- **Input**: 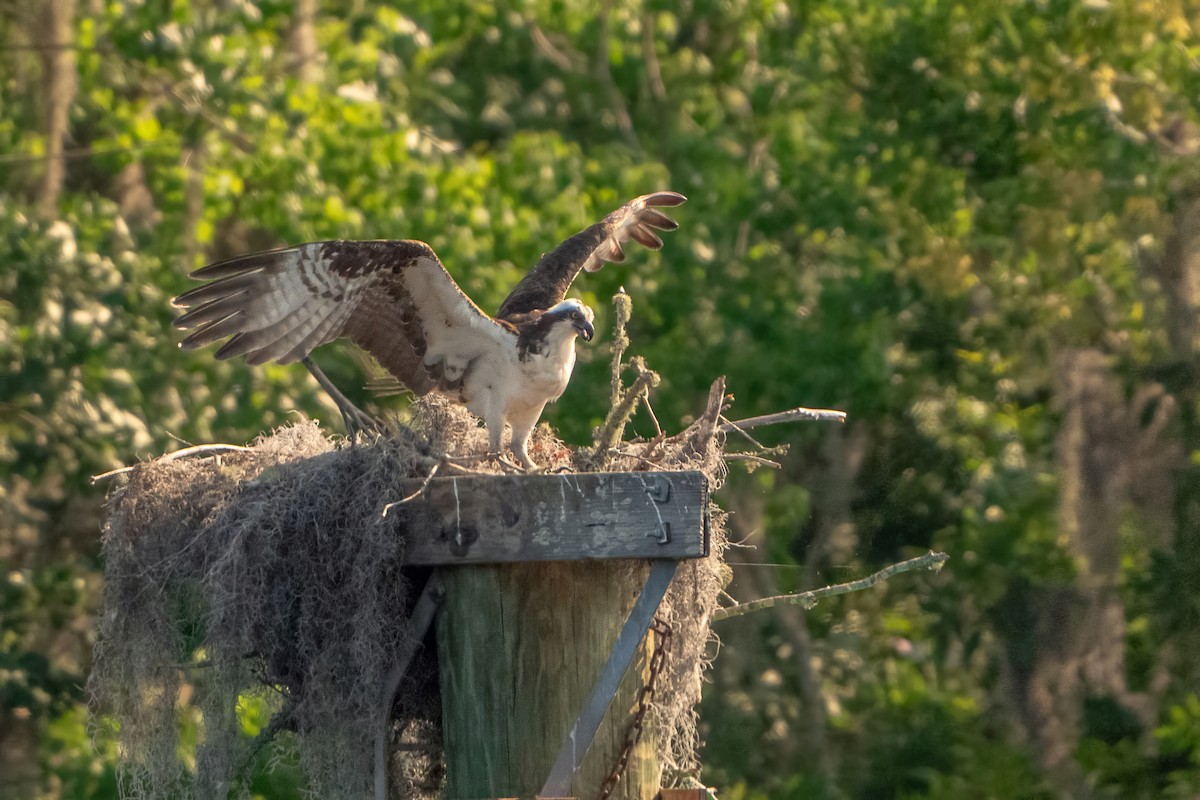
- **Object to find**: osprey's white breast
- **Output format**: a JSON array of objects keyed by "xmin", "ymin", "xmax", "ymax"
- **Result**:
[
  {"xmin": 520, "ymin": 334, "xmax": 578, "ymax": 403},
  {"xmin": 456, "ymin": 328, "xmax": 577, "ymax": 421}
]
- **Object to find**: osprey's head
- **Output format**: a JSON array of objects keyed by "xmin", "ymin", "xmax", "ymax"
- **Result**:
[{"xmin": 544, "ymin": 299, "xmax": 595, "ymax": 342}]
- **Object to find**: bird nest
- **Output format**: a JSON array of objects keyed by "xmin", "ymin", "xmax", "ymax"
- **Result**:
[{"xmin": 91, "ymin": 375, "xmax": 734, "ymax": 799}]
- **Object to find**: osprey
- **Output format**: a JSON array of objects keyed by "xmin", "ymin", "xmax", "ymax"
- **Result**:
[{"xmin": 173, "ymin": 191, "xmax": 685, "ymax": 467}]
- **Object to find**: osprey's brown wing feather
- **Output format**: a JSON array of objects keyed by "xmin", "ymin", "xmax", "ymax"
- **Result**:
[
  {"xmin": 496, "ymin": 191, "xmax": 686, "ymax": 319},
  {"xmin": 173, "ymin": 240, "xmax": 515, "ymax": 396}
]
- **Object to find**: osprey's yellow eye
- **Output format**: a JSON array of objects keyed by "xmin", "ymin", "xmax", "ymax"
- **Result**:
[{"xmin": 571, "ymin": 310, "xmax": 581, "ymax": 320}]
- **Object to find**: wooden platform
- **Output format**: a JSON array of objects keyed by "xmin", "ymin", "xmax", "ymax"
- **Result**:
[{"xmin": 395, "ymin": 471, "xmax": 709, "ymax": 565}]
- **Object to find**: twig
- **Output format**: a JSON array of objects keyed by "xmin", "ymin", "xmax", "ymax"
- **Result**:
[
  {"xmin": 712, "ymin": 551, "xmax": 949, "ymax": 621},
  {"xmin": 720, "ymin": 413, "xmax": 769, "ymax": 450},
  {"xmin": 639, "ymin": 432, "xmax": 666, "ymax": 462},
  {"xmin": 381, "ymin": 463, "xmax": 441, "ymax": 516},
  {"xmin": 438, "ymin": 460, "xmax": 485, "ymax": 476},
  {"xmin": 719, "ymin": 406, "xmax": 847, "ymax": 432},
  {"xmin": 611, "ymin": 446, "xmax": 670, "ymax": 471},
  {"xmin": 723, "ymin": 453, "xmax": 782, "ymax": 470},
  {"xmin": 592, "ymin": 356, "xmax": 659, "ymax": 456},
  {"xmin": 642, "ymin": 393, "xmax": 663, "ymax": 438},
  {"xmin": 90, "ymin": 443, "xmax": 251, "ymax": 483},
  {"xmin": 164, "ymin": 430, "xmax": 193, "ymax": 447}
]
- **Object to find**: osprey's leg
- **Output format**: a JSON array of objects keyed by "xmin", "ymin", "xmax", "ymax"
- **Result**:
[
  {"xmin": 301, "ymin": 356, "xmax": 379, "ymax": 443},
  {"xmin": 482, "ymin": 415, "xmax": 524, "ymax": 471},
  {"xmin": 484, "ymin": 415, "xmax": 505, "ymax": 461},
  {"xmin": 508, "ymin": 404, "xmax": 545, "ymax": 470}
]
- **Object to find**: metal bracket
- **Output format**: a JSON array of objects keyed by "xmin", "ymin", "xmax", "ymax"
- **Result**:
[
  {"xmin": 540, "ymin": 558, "xmax": 680, "ymax": 798},
  {"xmin": 375, "ymin": 572, "xmax": 445, "ymax": 800},
  {"xmin": 643, "ymin": 474, "xmax": 672, "ymax": 503}
]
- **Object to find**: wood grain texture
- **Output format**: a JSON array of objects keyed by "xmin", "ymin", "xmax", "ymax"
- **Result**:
[
  {"xmin": 396, "ymin": 471, "xmax": 708, "ymax": 565},
  {"xmin": 438, "ymin": 561, "xmax": 662, "ymax": 800}
]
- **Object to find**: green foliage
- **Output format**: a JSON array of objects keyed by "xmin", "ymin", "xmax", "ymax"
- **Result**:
[
  {"xmin": 2, "ymin": 0, "xmax": 1199, "ymax": 796},
  {"xmin": 39, "ymin": 707, "xmax": 118, "ymax": 800}
]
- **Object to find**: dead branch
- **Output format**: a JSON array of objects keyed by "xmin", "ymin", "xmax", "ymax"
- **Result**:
[
  {"xmin": 719, "ymin": 406, "xmax": 847, "ymax": 432},
  {"xmin": 712, "ymin": 551, "xmax": 949, "ymax": 621},
  {"xmin": 673, "ymin": 377, "xmax": 727, "ymax": 460},
  {"xmin": 592, "ymin": 356, "xmax": 660, "ymax": 457},
  {"xmin": 586, "ymin": 290, "xmax": 660, "ymax": 468},
  {"xmin": 642, "ymin": 392, "xmax": 663, "ymax": 437},
  {"xmin": 380, "ymin": 462, "xmax": 441, "ymax": 516},
  {"xmin": 723, "ymin": 453, "xmax": 782, "ymax": 470},
  {"xmin": 720, "ymin": 414, "xmax": 769, "ymax": 450},
  {"xmin": 91, "ymin": 443, "xmax": 252, "ymax": 483}
]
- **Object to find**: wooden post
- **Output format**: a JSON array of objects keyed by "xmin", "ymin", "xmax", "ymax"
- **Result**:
[
  {"xmin": 439, "ymin": 561, "xmax": 660, "ymax": 799},
  {"xmin": 396, "ymin": 472, "xmax": 708, "ymax": 799}
]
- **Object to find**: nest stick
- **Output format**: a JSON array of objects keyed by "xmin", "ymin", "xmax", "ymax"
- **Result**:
[
  {"xmin": 723, "ymin": 453, "xmax": 782, "ymax": 470},
  {"xmin": 642, "ymin": 393, "xmax": 664, "ymax": 437},
  {"xmin": 592, "ymin": 357, "xmax": 660, "ymax": 456},
  {"xmin": 712, "ymin": 551, "xmax": 949, "ymax": 621},
  {"xmin": 91, "ymin": 443, "xmax": 252, "ymax": 483},
  {"xmin": 380, "ymin": 462, "xmax": 441, "ymax": 516},
  {"xmin": 720, "ymin": 414, "xmax": 770, "ymax": 450},
  {"xmin": 719, "ymin": 406, "xmax": 847, "ymax": 432}
]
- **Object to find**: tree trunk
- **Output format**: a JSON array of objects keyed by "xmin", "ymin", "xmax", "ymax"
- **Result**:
[
  {"xmin": 36, "ymin": 0, "xmax": 77, "ymax": 218},
  {"xmin": 288, "ymin": 0, "xmax": 320, "ymax": 84},
  {"xmin": 1156, "ymin": 189, "xmax": 1200, "ymax": 359},
  {"xmin": 1017, "ymin": 349, "xmax": 1144, "ymax": 795}
]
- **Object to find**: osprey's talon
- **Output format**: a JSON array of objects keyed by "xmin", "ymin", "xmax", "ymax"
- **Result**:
[
  {"xmin": 300, "ymin": 356, "xmax": 381, "ymax": 444},
  {"xmin": 495, "ymin": 454, "xmax": 527, "ymax": 473},
  {"xmin": 340, "ymin": 406, "xmax": 379, "ymax": 447},
  {"xmin": 482, "ymin": 451, "xmax": 526, "ymax": 472}
]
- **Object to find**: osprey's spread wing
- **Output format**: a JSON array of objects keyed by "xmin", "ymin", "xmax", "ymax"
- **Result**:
[
  {"xmin": 173, "ymin": 240, "xmax": 514, "ymax": 395},
  {"xmin": 496, "ymin": 191, "xmax": 686, "ymax": 319}
]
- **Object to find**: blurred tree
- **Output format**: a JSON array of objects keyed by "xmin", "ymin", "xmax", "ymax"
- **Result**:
[{"xmin": 2, "ymin": 0, "xmax": 1199, "ymax": 797}]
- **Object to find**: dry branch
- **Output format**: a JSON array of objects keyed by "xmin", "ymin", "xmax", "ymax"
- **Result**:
[
  {"xmin": 380, "ymin": 462, "xmax": 441, "ymax": 516},
  {"xmin": 91, "ymin": 443, "xmax": 252, "ymax": 483},
  {"xmin": 586, "ymin": 291, "xmax": 661, "ymax": 468},
  {"xmin": 720, "ymin": 406, "xmax": 847, "ymax": 432},
  {"xmin": 712, "ymin": 551, "xmax": 949, "ymax": 621}
]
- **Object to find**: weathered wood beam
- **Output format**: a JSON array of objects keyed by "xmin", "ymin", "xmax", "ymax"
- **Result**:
[{"xmin": 393, "ymin": 471, "xmax": 709, "ymax": 565}]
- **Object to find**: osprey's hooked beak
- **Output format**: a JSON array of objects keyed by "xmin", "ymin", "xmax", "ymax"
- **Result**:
[{"xmin": 575, "ymin": 317, "xmax": 595, "ymax": 342}]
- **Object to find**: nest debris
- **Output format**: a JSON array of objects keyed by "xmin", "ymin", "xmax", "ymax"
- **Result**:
[{"xmin": 91, "ymin": 367, "xmax": 733, "ymax": 800}]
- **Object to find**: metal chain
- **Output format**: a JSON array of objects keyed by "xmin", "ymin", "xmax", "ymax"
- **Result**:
[{"xmin": 596, "ymin": 617, "xmax": 673, "ymax": 800}]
